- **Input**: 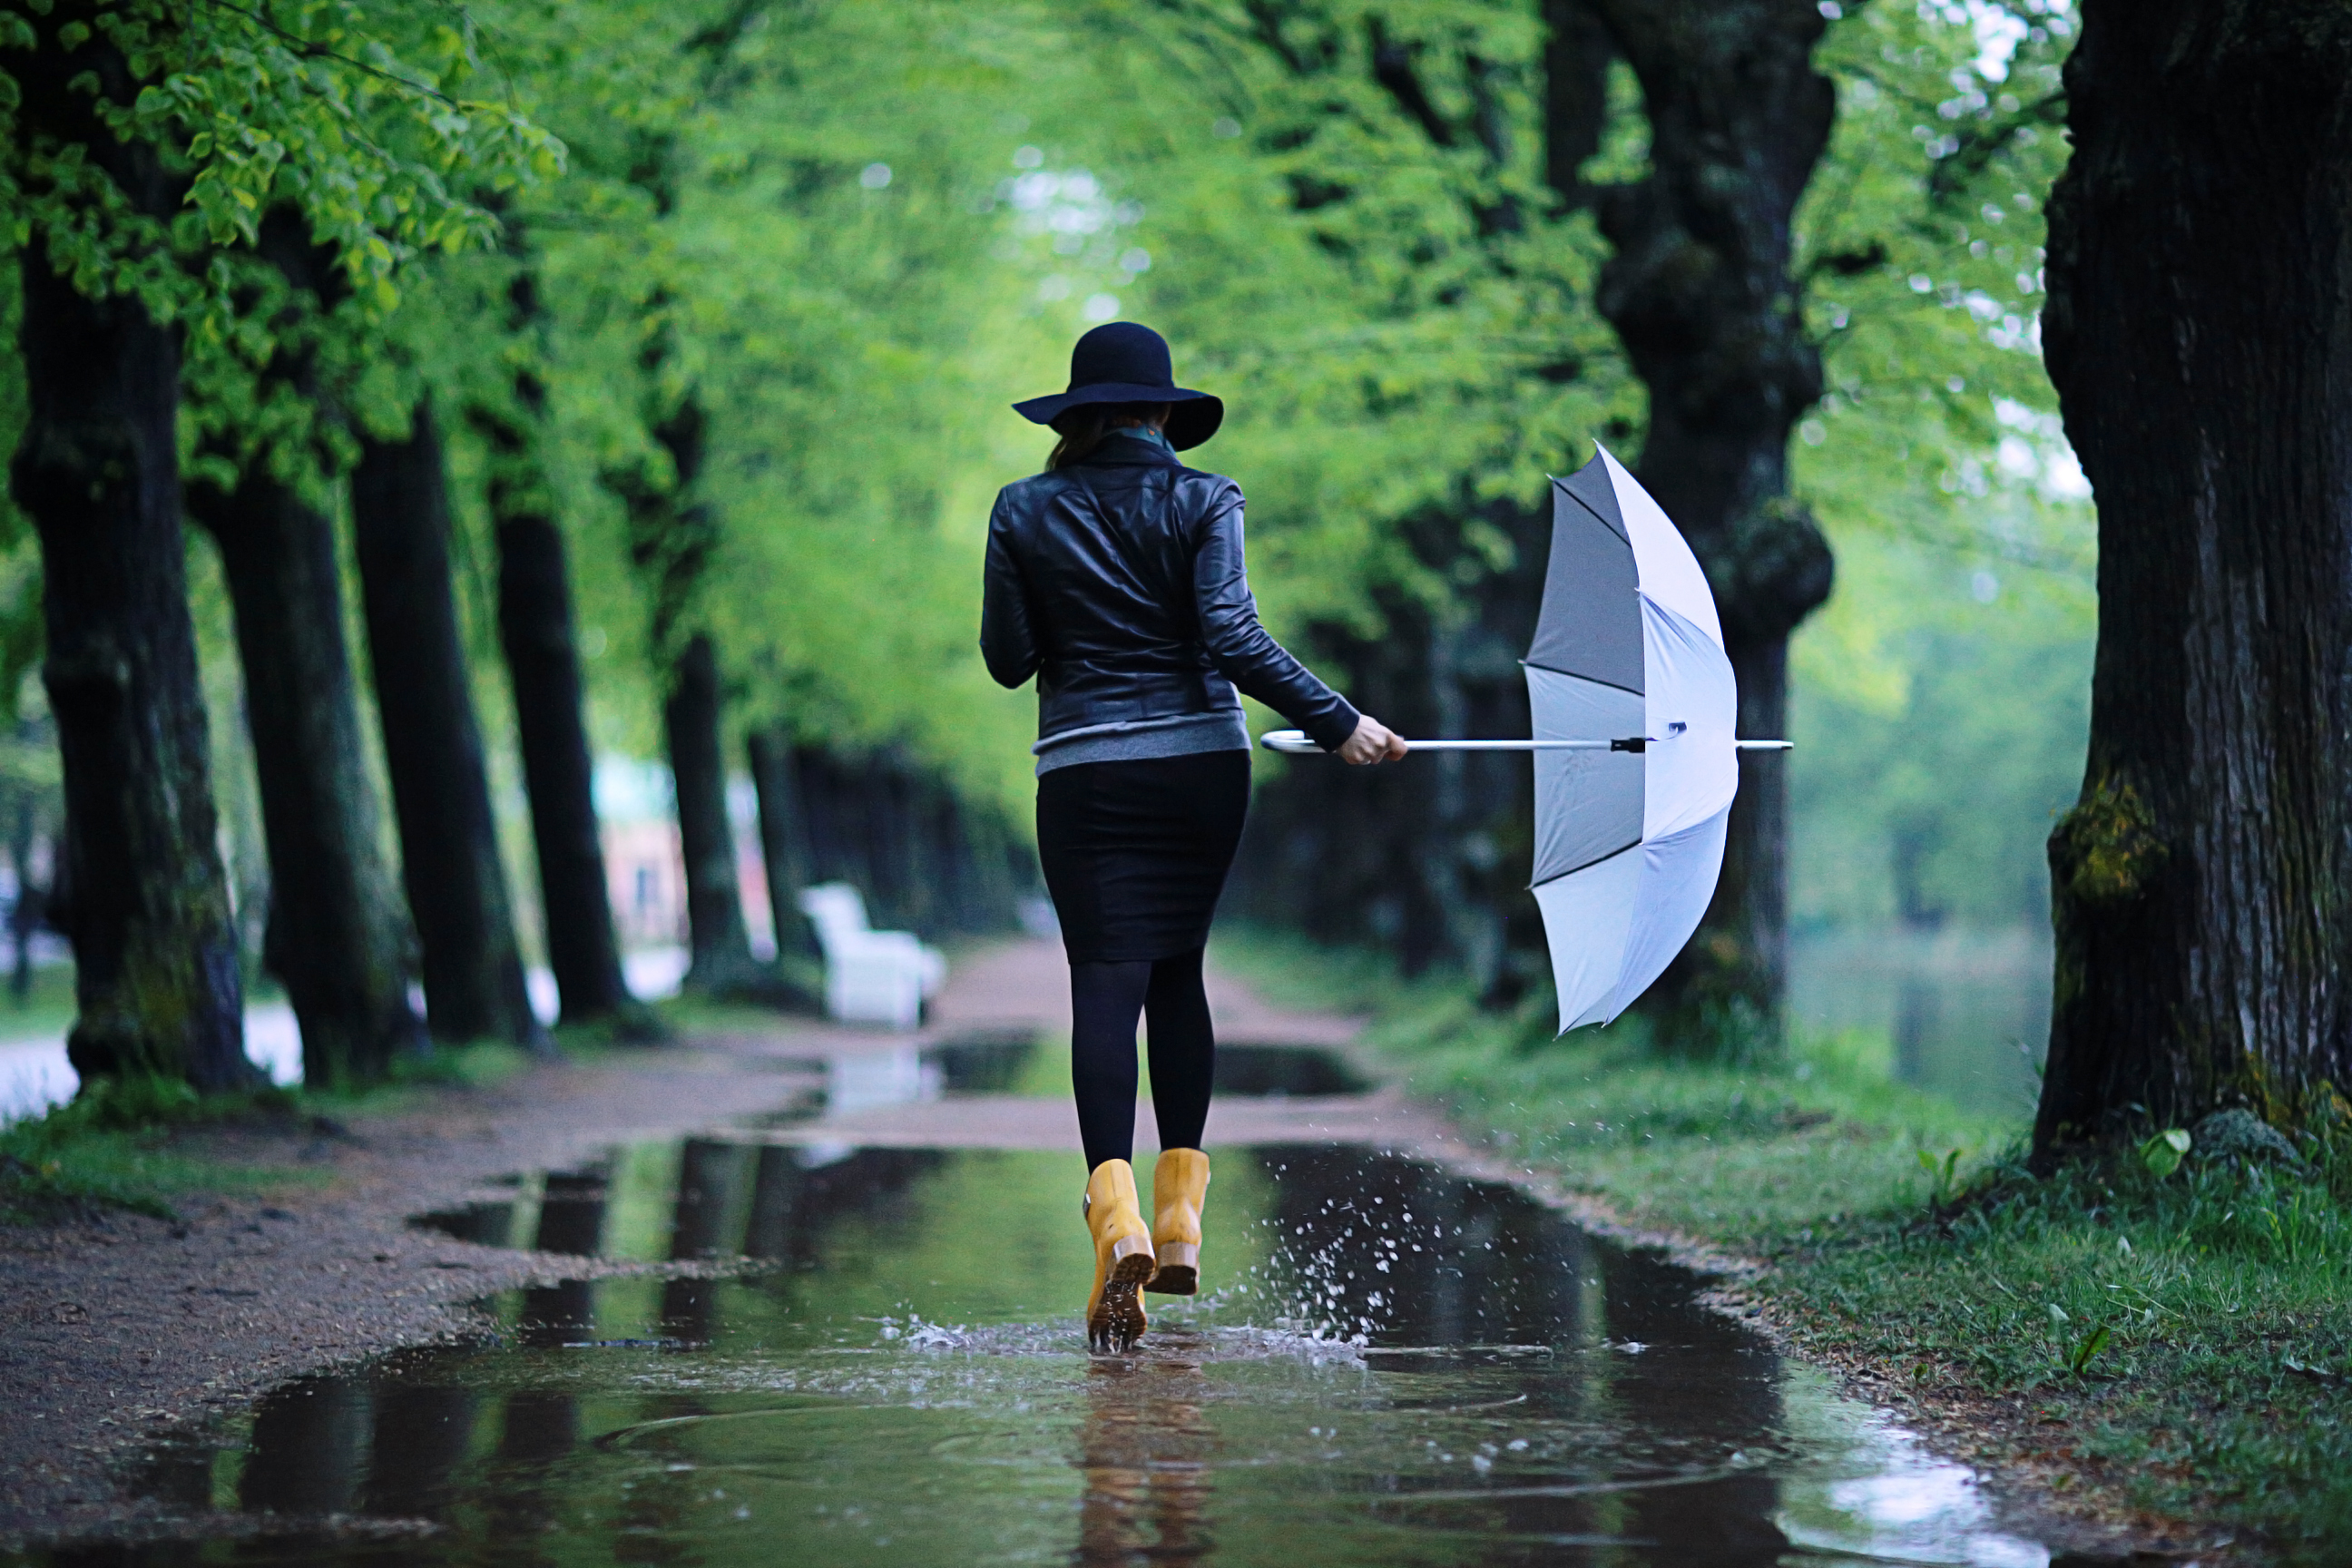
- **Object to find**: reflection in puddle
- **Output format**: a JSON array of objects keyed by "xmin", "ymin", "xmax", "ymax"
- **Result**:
[
  {"xmin": 408, "ymin": 1040, "xmax": 1377, "ymax": 1259},
  {"xmin": 927, "ymin": 1027, "xmax": 1044, "ymax": 1092},
  {"xmin": 76, "ymin": 1147, "xmax": 2051, "ymax": 1567},
  {"xmin": 1212, "ymin": 1044, "xmax": 1373, "ymax": 1097}
]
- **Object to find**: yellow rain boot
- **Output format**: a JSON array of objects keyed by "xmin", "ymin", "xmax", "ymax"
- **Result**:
[
  {"xmin": 1147, "ymin": 1149, "xmax": 1211, "ymax": 1296},
  {"xmin": 1084, "ymin": 1160, "xmax": 1155, "ymax": 1353}
]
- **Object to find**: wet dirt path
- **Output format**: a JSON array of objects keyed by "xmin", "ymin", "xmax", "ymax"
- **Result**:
[{"xmin": 4, "ymin": 942, "xmax": 2105, "ymax": 1563}]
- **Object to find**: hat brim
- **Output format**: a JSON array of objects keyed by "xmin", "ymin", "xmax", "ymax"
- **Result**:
[{"xmin": 1011, "ymin": 383, "xmax": 1224, "ymax": 450}]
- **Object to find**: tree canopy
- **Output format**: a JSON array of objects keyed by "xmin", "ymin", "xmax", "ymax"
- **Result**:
[{"xmin": 0, "ymin": 0, "xmax": 2094, "ymax": 986}]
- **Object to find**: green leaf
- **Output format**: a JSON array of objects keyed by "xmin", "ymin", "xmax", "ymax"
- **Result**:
[
  {"xmin": 2066, "ymin": 1322, "xmax": 2111, "ymax": 1377},
  {"xmin": 2140, "ymin": 1127, "xmax": 2191, "ymax": 1179}
]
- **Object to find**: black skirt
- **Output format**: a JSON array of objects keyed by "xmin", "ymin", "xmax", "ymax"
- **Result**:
[{"xmin": 1036, "ymin": 750, "xmax": 1251, "ymax": 964}]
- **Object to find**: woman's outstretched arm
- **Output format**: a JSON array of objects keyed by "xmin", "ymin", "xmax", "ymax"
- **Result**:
[{"xmin": 1191, "ymin": 487, "xmax": 1374, "ymax": 752}]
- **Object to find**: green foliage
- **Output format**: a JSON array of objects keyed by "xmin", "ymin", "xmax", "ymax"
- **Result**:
[
  {"xmin": 1791, "ymin": 534, "xmax": 2091, "ymax": 928},
  {"xmin": 6, "ymin": 0, "xmax": 2100, "ymax": 873},
  {"xmin": 0, "ymin": 0, "xmax": 560, "ymax": 319},
  {"xmin": 1788, "ymin": 1, "xmax": 2093, "ymax": 933}
]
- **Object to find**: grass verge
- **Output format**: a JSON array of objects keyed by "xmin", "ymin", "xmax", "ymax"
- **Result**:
[
  {"xmin": 0, "ymin": 1075, "xmax": 320, "ymax": 1221},
  {"xmin": 0, "ymin": 1037, "xmax": 550, "ymax": 1222},
  {"xmin": 1212, "ymin": 928, "xmax": 2352, "ymax": 1561}
]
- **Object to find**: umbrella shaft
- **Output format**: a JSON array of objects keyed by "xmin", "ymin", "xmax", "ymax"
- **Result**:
[
  {"xmin": 1257, "ymin": 728, "xmax": 1793, "ymax": 755},
  {"xmin": 1406, "ymin": 739, "xmax": 1793, "ymax": 750},
  {"xmin": 1397, "ymin": 740, "xmax": 1611, "ymax": 750}
]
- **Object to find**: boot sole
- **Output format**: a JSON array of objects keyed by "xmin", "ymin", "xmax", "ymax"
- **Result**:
[
  {"xmin": 1146, "ymin": 1242, "xmax": 1199, "ymax": 1296},
  {"xmin": 1090, "ymin": 1244, "xmax": 1155, "ymax": 1353}
]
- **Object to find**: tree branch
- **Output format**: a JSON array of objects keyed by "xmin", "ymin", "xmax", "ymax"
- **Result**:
[
  {"xmin": 1366, "ymin": 16, "xmax": 1455, "ymax": 147},
  {"xmin": 1928, "ymin": 89, "xmax": 2066, "ymax": 207},
  {"xmin": 194, "ymin": 0, "xmax": 463, "ymax": 108}
]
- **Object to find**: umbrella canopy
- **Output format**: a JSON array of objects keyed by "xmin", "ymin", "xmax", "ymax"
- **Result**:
[
  {"xmin": 1257, "ymin": 443, "xmax": 1781, "ymax": 1030},
  {"xmin": 1527, "ymin": 447, "xmax": 1739, "ymax": 1033}
]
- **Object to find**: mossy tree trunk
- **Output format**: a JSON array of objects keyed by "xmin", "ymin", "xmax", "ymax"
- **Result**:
[
  {"xmin": 1582, "ymin": 0, "xmax": 1838, "ymax": 1051},
  {"xmin": 352, "ymin": 403, "xmax": 544, "ymax": 1050},
  {"xmin": 9, "ymin": 11, "xmax": 249, "ymax": 1089},
  {"xmin": 191, "ymin": 474, "xmax": 425, "ymax": 1089},
  {"xmin": 2034, "ymin": 0, "xmax": 2352, "ymax": 1159}
]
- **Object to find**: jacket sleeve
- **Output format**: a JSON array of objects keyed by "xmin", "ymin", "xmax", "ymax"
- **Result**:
[
  {"xmin": 1191, "ymin": 485, "xmax": 1362, "ymax": 750},
  {"xmin": 980, "ymin": 495, "xmax": 1040, "ymax": 690}
]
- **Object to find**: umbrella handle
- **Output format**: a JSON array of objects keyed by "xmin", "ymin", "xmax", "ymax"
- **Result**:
[{"xmin": 1258, "ymin": 730, "xmax": 1795, "ymax": 755}]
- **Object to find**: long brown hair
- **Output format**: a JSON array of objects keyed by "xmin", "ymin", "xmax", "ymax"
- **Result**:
[{"xmin": 1047, "ymin": 401, "xmax": 1173, "ymax": 470}]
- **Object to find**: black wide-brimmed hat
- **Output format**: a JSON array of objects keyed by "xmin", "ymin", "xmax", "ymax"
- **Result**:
[{"xmin": 1012, "ymin": 322, "xmax": 1223, "ymax": 450}]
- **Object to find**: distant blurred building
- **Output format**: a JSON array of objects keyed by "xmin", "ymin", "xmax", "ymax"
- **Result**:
[{"xmin": 593, "ymin": 759, "xmax": 776, "ymax": 957}]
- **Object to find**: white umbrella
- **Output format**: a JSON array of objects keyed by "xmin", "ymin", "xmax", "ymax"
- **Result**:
[{"xmin": 1261, "ymin": 446, "xmax": 1788, "ymax": 1033}]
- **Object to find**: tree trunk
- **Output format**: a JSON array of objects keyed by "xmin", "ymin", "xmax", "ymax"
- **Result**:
[
  {"xmin": 746, "ymin": 725, "xmax": 821, "ymax": 967},
  {"xmin": 663, "ymin": 632, "xmax": 760, "ymax": 993},
  {"xmin": 470, "ymin": 256, "xmax": 648, "ymax": 1034},
  {"xmin": 352, "ymin": 403, "xmax": 544, "ymax": 1051},
  {"xmin": 1581, "ymin": 0, "xmax": 1838, "ymax": 1052},
  {"xmin": 606, "ymin": 385, "xmax": 772, "ymax": 998},
  {"xmin": 8, "ymin": 13, "xmax": 249, "ymax": 1090},
  {"xmin": 184, "ymin": 211, "xmax": 421, "ymax": 1090},
  {"xmin": 10, "ymin": 797, "xmax": 43, "ymax": 1005},
  {"xmin": 1543, "ymin": 0, "xmax": 1615, "ymax": 203},
  {"xmin": 188, "ymin": 468, "xmax": 424, "ymax": 1089},
  {"xmin": 495, "ymin": 510, "xmax": 635, "ymax": 1026},
  {"xmin": 2033, "ymin": 1, "xmax": 2352, "ymax": 1158}
]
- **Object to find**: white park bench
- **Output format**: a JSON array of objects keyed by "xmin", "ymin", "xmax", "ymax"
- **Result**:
[{"xmin": 795, "ymin": 882, "xmax": 946, "ymax": 1031}]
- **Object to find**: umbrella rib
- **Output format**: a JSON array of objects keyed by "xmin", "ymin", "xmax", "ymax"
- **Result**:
[
  {"xmin": 1553, "ymin": 479, "xmax": 1632, "ymax": 544},
  {"xmin": 1529, "ymin": 838, "xmax": 1642, "ymax": 889},
  {"xmin": 1519, "ymin": 657, "xmax": 1642, "ymax": 695}
]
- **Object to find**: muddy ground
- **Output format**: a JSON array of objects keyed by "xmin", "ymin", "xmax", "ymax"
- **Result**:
[{"xmin": 0, "ymin": 941, "xmax": 2186, "ymax": 1561}]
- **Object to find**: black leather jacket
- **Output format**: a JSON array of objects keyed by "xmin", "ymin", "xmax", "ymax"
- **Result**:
[{"xmin": 981, "ymin": 436, "xmax": 1360, "ymax": 753}]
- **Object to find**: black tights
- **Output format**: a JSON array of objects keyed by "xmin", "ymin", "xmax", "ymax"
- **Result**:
[{"xmin": 1070, "ymin": 947, "xmax": 1215, "ymax": 1171}]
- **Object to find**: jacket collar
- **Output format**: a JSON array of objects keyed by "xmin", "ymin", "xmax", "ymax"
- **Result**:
[{"xmin": 1075, "ymin": 432, "xmax": 1183, "ymax": 469}]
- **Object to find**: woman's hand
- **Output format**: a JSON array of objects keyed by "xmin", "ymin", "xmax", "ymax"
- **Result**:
[{"xmin": 1337, "ymin": 714, "xmax": 1409, "ymax": 764}]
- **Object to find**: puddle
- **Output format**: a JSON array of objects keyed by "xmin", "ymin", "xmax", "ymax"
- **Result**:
[
  {"xmin": 66, "ymin": 1144, "xmax": 2050, "ymax": 1566},
  {"xmin": 927, "ymin": 1028, "xmax": 1044, "ymax": 1093},
  {"xmin": 1213, "ymin": 1043, "xmax": 1373, "ymax": 1097},
  {"xmin": 407, "ymin": 1038, "xmax": 1375, "ymax": 1262}
]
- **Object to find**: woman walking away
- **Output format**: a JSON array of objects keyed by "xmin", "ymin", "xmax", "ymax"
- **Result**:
[{"xmin": 982, "ymin": 322, "xmax": 1407, "ymax": 1353}]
